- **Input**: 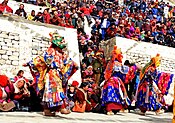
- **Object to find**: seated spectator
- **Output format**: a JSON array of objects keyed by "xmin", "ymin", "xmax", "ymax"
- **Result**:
[
  {"xmin": 33, "ymin": 12, "xmax": 44, "ymax": 23},
  {"xmin": 15, "ymin": 4, "xmax": 27, "ymax": 18},
  {"xmin": 82, "ymin": 66, "xmax": 94, "ymax": 85},
  {"xmin": 0, "ymin": 0, "xmax": 13, "ymax": 14},
  {"xmin": 27, "ymin": 10, "xmax": 35, "ymax": 21},
  {"xmin": 72, "ymin": 82, "xmax": 91, "ymax": 113},
  {"xmin": 14, "ymin": 70, "xmax": 28, "ymax": 83},
  {"xmin": 50, "ymin": 10, "xmax": 61, "ymax": 25},
  {"xmin": 10, "ymin": 78, "xmax": 30, "ymax": 111},
  {"xmin": 0, "ymin": 75, "xmax": 16, "ymax": 111},
  {"xmin": 67, "ymin": 83, "xmax": 77, "ymax": 110},
  {"xmin": 88, "ymin": 84, "xmax": 102, "ymax": 113},
  {"xmin": 43, "ymin": 8, "xmax": 50, "ymax": 24},
  {"xmin": 144, "ymin": 31, "xmax": 154, "ymax": 42}
]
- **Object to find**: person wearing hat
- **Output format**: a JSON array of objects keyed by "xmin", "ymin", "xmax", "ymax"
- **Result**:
[
  {"xmin": 72, "ymin": 82, "xmax": 91, "ymax": 113},
  {"xmin": 23, "ymin": 31, "xmax": 78, "ymax": 116},
  {"xmin": 102, "ymin": 46, "xmax": 130, "ymax": 115},
  {"xmin": 0, "ymin": 75, "xmax": 16, "ymax": 111},
  {"xmin": 136, "ymin": 54, "xmax": 164, "ymax": 115},
  {"xmin": 91, "ymin": 49, "xmax": 106, "ymax": 85}
]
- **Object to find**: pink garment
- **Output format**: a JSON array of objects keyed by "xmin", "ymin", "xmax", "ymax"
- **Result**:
[{"xmin": 84, "ymin": 70, "xmax": 93, "ymax": 76}]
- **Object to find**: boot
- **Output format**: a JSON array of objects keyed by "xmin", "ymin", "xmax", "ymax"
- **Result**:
[
  {"xmin": 107, "ymin": 111, "xmax": 114, "ymax": 115},
  {"xmin": 155, "ymin": 109, "xmax": 164, "ymax": 115},
  {"xmin": 43, "ymin": 109, "xmax": 56, "ymax": 116},
  {"xmin": 60, "ymin": 108, "xmax": 71, "ymax": 114}
]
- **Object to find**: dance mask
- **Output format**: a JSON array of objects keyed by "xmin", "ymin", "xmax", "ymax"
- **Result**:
[
  {"xmin": 49, "ymin": 32, "xmax": 67, "ymax": 49},
  {"xmin": 111, "ymin": 45, "xmax": 123, "ymax": 63},
  {"xmin": 151, "ymin": 53, "xmax": 161, "ymax": 67}
]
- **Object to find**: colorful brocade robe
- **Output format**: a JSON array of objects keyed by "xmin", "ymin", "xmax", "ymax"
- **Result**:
[
  {"xmin": 28, "ymin": 47, "xmax": 77, "ymax": 107},
  {"xmin": 102, "ymin": 60, "xmax": 131, "ymax": 107},
  {"xmin": 136, "ymin": 66, "xmax": 161, "ymax": 111}
]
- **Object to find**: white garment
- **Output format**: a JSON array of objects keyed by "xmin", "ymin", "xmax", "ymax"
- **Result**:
[
  {"xmin": 164, "ymin": 6, "xmax": 169, "ymax": 18},
  {"xmin": 101, "ymin": 19, "xmax": 107, "ymax": 28},
  {"xmin": 0, "ymin": 87, "xmax": 7, "ymax": 100}
]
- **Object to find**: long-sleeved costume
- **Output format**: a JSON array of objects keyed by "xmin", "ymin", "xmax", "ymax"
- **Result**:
[
  {"xmin": 136, "ymin": 54, "xmax": 162, "ymax": 113},
  {"xmin": 26, "ymin": 32, "xmax": 78, "ymax": 115},
  {"xmin": 101, "ymin": 46, "xmax": 130, "ymax": 114}
]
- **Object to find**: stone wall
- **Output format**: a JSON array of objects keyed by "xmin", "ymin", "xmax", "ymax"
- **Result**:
[
  {"xmin": 0, "ymin": 30, "xmax": 51, "ymax": 76},
  {"xmin": 0, "ymin": 15, "xmax": 81, "ymax": 84},
  {"xmin": 100, "ymin": 37, "xmax": 175, "ymax": 74}
]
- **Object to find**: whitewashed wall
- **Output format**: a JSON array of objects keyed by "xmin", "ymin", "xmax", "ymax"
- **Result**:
[{"xmin": 0, "ymin": 15, "xmax": 81, "ymax": 85}]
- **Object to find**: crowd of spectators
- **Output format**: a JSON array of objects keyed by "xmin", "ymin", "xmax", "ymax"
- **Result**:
[
  {"xmin": 0, "ymin": 0, "xmax": 175, "ymax": 48},
  {"xmin": 0, "ymin": 0, "xmax": 174, "ymax": 113}
]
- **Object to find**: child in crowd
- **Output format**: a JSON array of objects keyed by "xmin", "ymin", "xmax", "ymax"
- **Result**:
[{"xmin": 67, "ymin": 81, "xmax": 79, "ymax": 110}]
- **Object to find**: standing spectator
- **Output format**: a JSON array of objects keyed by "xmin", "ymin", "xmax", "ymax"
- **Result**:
[
  {"xmin": 0, "ymin": 0, "xmax": 13, "ymax": 14},
  {"xmin": 140, "ymin": 0, "xmax": 146, "ymax": 12},
  {"xmin": 100, "ymin": 13, "xmax": 110, "ymax": 40},
  {"xmin": 164, "ymin": 4, "xmax": 169, "ymax": 19},
  {"xmin": 15, "ymin": 4, "xmax": 27, "ymax": 18}
]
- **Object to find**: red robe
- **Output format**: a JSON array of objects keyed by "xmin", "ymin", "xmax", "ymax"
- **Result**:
[{"xmin": 0, "ymin": 4, "xmax": 13, "ymax": 13}]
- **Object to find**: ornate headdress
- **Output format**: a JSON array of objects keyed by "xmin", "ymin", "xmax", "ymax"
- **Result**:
[
  {"xmin": 104, "ymin": 46, "xmax": 123, "ymax": 81},
  {"xmin": 140, "ymin": 54, "xmax": 161, "ymax": 81},
  {"xmin": 49, "ymin": 31, "xmax": 67, "ymax": 49},
  {"xmin": 111, "ymin": 45, "xmax": 123, "ymax": 63}
]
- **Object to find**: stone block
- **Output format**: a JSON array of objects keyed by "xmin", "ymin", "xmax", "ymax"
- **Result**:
[
  {"xmin": 14, "ymin": 36, "xmax": 20, "ymax": 41},
  {"xmin": 6, "ymin": 60, "xmax": 11, "ymax": 65},
  {"xmin": 0, "ymin": 41, "xmax": 6, "ymax": 46},
  {"xmin": 9, "ymin": 56, "xmax": 19, "ymax": 60},
  {"xmin": 12, "ymin": 52, "xmax": 19, "ymax": 56},
  {"xmin": 0, "ymin": 50, "xmax": 6, "ymax": 54},
  {"xmin": 1, "ymin": 55, "xmax": 8, "ymax": 60},
  {"xmin": 9, "ymin": 48, "xmax": 17, "ymax": 51},
  {"xmin": 7, "ymin": 51, "xmax": 12, "ymax": 55},
  {"xmin": 7, "ymin": 42, "xmax": 13, "ymax": 47},
  {"xmin": 9, "ymin": 35, "xmax": 15, "ymax": 39},
  {"xmin": 12, "ymin": 44, "xmax": 19, "ymax": 48},
  {"xmin": 1, "ymin": 46, "xmax": 8, "ymax": 50},
  {"xmin": 38, "ymin": 51, "xmax": 43, "ymax": 55},
  {"xmin": 0, "ymin": 34, "xmax": 8, "ymax": 39},
  {"xmin": 32, "ymin": 50, "xmax": 37, "ymax": 55},
  {"xmin": 12, "ymin": 61, "xmax": 18, "ymax": 66},
  {"xmin": 0, "ymin": 59, "xmax": 5, "ymax": 65},
  {"xmin": 0, "ymin": 37, "xmax": 3, "ymax": 42}
]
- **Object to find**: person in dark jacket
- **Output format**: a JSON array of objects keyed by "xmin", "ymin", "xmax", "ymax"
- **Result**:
[{"xmin": 15, "ymin": 4, "xmax": 27, "ymax": 18}]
